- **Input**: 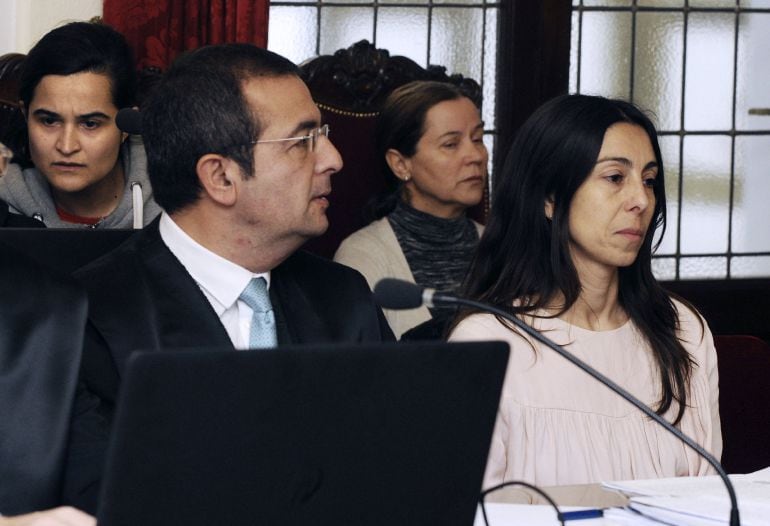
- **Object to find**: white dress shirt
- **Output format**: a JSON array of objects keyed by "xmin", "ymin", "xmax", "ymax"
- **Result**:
[{"xmin": 158, "ymin": 212, "xmax": 270, "ymax": 349}]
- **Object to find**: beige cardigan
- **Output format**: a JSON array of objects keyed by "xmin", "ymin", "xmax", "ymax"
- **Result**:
[{"xmin": 334, "ymin": 217, "xmax": 483, "ymax": 338}]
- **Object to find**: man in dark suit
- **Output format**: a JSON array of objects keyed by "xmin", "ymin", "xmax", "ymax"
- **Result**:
[{"xmin": 63, "ymin": 44, "xmax": 394, "ymax": 513}]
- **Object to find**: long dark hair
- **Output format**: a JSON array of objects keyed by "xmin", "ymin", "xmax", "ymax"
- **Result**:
[
  {"xmin": 368, "ymin": 80, "xmax": 477, "ymax": 219},
  {"xmin": 460, "ymin": 94, "xmax": 696, "ymax": 424}
]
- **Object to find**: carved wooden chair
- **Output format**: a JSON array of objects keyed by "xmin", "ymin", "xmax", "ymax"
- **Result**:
[
  {"xmin": 0, "ymin": 53, "xmax": 27, "ymax": 165},
  {"xmin": 299, "ymin": 40, "xmax": 487, "ymax": 259}
]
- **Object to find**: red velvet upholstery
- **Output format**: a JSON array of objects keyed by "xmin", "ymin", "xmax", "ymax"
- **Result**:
[
  {"xmin": 301, "ymin": 108, "xmax": 382, "ymax": 258},
  {"xmin": 713, "ymin": 335, "xmax": 770, "ymax": 474},
  {"xmin": 299, "ymin": 40, "xmax": 486, "ymax": 259}
]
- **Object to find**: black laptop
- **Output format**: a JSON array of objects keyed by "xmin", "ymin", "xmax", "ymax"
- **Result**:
[{"xmin": 96, "ymin": 341, "xmax": 509, "ymax": 526}]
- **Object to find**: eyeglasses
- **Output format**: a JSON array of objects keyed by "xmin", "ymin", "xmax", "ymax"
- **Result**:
[{"xmin": 252, "ymin": 124, "xmax": 330, "ymax": 153}]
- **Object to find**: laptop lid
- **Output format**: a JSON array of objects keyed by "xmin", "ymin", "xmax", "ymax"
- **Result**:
[
  {"xmin": 0, "ymin": 228, "xmax": 133, "ymax": 275},
  {"xmin": 97, "ymin": 341, "xmax": 509, "ymax": 526}
]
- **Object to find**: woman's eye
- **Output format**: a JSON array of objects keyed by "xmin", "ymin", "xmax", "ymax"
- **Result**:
[
  {"xmin": 442, "ymin": 142, "xmax": 458, "ymax": 149},
  {"xmin": 40, "ymin": 116, "xmax": 58, "ymax": 126},
  {"xmin": 81, "ymin": 120, "xmax": 100, "ymax": 130},
  {"xmin": 643, "ymin": 177, "xmax": 657, "ymax": 187},
  {"xmin": 605, "ymin": 173, "xmax": 623, "ymax": 184}
]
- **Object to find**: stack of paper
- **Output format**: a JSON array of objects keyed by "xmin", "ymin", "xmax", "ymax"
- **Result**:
[{"xmin": 602, "ymin": 467, "xmax": 770, "ymax": 525}]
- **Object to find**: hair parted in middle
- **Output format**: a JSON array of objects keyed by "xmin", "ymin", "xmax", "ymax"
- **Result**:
[{"xmin": 459, "ymin": 93, "xmax": 697, "ymax": 424}]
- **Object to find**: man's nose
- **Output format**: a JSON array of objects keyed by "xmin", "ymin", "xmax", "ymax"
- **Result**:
[{"xmin": 316, "ymin": 135, "xmax": 343, "ymax": 175}]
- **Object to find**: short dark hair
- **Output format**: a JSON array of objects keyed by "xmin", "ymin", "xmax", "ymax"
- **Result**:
[
  {"xmin": 142, "ymin": 44, "xmax": 300, "ymax": 213},
  {"xmin": 370, "ymin": 80, "xmax": 477, "ymax": 219},
  {"xmin": 20, "ymin": 21, "xmax": 136, "ymax": 110},
  {"xmin": 460, "ymin": 94, "xmax": 697, "ymax": 424}
]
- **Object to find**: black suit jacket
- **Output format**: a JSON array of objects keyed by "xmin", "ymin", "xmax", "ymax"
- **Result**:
[
  {"xmin": 63, "ymin": 219, "xmax": 394, "ymax": 512},
  {"xmin": 0, "ymin": 242, "xmax": 87, "ymax": 515}
]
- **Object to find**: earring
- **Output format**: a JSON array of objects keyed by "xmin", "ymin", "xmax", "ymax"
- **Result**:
[{"xmin": 403, "ymin": 174, "xmax": 411, "ymax": 182}]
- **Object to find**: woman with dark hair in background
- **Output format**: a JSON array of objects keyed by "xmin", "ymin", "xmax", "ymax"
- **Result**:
[
  {"xmin": 451, "ymin": 94, "xmax": 721, "ymax": 487},
  {"xmin": 0, "ymin": 21, "xmax": 160, "ymax": 228},
  {"xmin": 335, "ymin": 80, "xmax": 488, "ymax": 338}
]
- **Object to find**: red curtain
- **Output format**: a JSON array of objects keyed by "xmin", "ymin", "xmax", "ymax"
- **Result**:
[{"xmin": 103, "ymin": 0, "xmax": 270, "ymax": 71}]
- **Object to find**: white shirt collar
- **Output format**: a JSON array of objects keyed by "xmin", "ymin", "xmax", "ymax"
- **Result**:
[{"xmin": 158, "ymin": 212, "xmax": 270, "ymax": 316}]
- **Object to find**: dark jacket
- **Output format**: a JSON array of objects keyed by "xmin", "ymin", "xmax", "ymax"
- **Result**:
[
  {"xmin": 0, "ymin": 242, "xmax": 87, "ymax": 514},
  {"xmin": 63, "ymin": 219, "xmax": 394, "ymax": 512}
]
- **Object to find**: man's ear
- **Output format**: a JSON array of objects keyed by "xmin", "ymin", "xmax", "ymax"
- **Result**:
[
  {"xmin": 196, "ymin": 154, "xmax": 238, "ymax": 207},
  {"xmin": 385, "ymin": 148, "xmax": 412, "ymax": 182},
  {"xmin": 544, "ymin": 195, "xmax": 555, "ymax": 220}
]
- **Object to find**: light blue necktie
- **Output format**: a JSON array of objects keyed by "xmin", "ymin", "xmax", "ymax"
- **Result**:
[{"xmin": 239, "ymin": 277, "xmax": 277, "ymax": 349}]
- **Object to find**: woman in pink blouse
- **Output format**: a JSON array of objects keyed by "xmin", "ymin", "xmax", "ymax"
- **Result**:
[{"xmin": 450, "ymin": 94, "xmax": 721, "ymax": 488}]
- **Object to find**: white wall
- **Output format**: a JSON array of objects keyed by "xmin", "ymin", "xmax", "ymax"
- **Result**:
[{"xmin": 0, "ymin": 0, "xmax": 103, "ymax": 55}]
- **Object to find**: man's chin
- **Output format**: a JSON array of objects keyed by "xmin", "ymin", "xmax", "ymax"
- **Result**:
[{"xmin": 300, "ymin": 216, "xmax": 329, "ymax": 240}]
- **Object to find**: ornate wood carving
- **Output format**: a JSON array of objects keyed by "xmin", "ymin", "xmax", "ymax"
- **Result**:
[{"xmin": 300, "ymin": 40, "xmax": 482, "ymax": 113}]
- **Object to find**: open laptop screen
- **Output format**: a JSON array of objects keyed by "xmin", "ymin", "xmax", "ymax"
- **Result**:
[{"xmin": 97, "ymin": 341, "xmax": 509, "ymax": 526}]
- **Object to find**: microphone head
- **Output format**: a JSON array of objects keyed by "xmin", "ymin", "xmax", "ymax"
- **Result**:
[
  {"xmin": 116, "ymin": 108, "xmax": 142, "ymax": 135},
  {"xmin": 373, "ymin": 279, "xmax": 424, "ymax": 310}
]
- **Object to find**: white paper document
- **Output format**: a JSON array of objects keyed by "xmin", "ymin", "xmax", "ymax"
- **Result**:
[{"xmin": 601, "ymin": 466, "xmax": 770, "ymax": 525}]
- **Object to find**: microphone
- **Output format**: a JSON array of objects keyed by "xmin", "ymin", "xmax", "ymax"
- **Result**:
[
  {"xmin": 373, "ymin": 278, "xmax": 741, "ymax": 526},
  {"xmin": 116, "ymin": 108, "xmax": 142, "ymax": 135}
]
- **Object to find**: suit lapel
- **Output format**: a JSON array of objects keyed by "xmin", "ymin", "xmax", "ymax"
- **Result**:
[
  {"xmin": 139, "ymin": 225, "xmax": 233, "ymax": 351},
  {"xmin": 271, "ymin": 259, "xmax": 332, "ymax": 346}
]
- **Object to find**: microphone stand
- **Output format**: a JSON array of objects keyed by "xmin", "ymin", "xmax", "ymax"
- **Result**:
[{"xmin": 430, "ymin": 292, "xmax": 741, "ymax": 526}]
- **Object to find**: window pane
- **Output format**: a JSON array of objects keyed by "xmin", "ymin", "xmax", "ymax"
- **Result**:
[
  {"xmin": 483, "ymin": 133, "xmax": 495, "ymax": 189},
  {"xmin": 689, "ymin": 0, "xmax": 737, "ymax": 7},
  {"xmin": 634, "ymin": 12, "xmax": 684, "ymax": 132},
  {"xmin": 569, "ymin": 10, "xmax": 580, "ymax": 93},
  {"xmin": 430, "ymin": 7, "xmax": 483, "ymax": 82},
  {"xmin": 483, "ymin": 8, "xmax": 498, "ymax": 128},
  {"xmin": 684, "ymin": 13, "xmax": 735, "ymax": 131},
  {"xmin": 736, "ymin": 13, "xmax": 770, "ymax": 131},
  {"xmin": 732, "ymin": 136, "xmax": 770, "ymax": 252},
  {"xmin": 579, "ymin": 11, "xmax": 632, "ymax": 99},
  {"xmin": 584, "ymin": 0, "xmax": 631, "ymax": 5},
  {"xmin": 268, "ymin": 6, "xmax": 318, "ymax": 64},
  {"xmin": 731, "ymin": 256, "xmax": 770, "ymax": 278},
  {"xmin": 376, "ymin": 8, "xmax": 429, "ymax": 64},
  {"xmin": 435, "ymin": 0, "xmax": 482, "ymax": 5},
  {"xmin": 652, "ymin": 257, "xmax": 677, "ymax": 281},
  {"xmin": 638, "ymin": 0, "xmax": 684, "ymax": 6},
  {"xmin": 679, "ymin": 257, "xmax": 727, "ymax": 279},
  {"xmin": 742, "ymin": 0, "xmax": 770, "ymax": 6},
  {"xmin": 680, "ymin": 135, "xmax": 731, "ymax": 254},
  {"xmin": 324, "ymin": 0, "xmax": 369, "ymax": 4},
  {"xmin": 656, "ymin": 135, "xmax": 680, "ymax": 255},
  {"xmin": 319, "ymin": 7, "xmax": 374, "ymax": 55},
  {"xmin": 380, "ymin": 0, "xmax": 429, "ymax": 4}
]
